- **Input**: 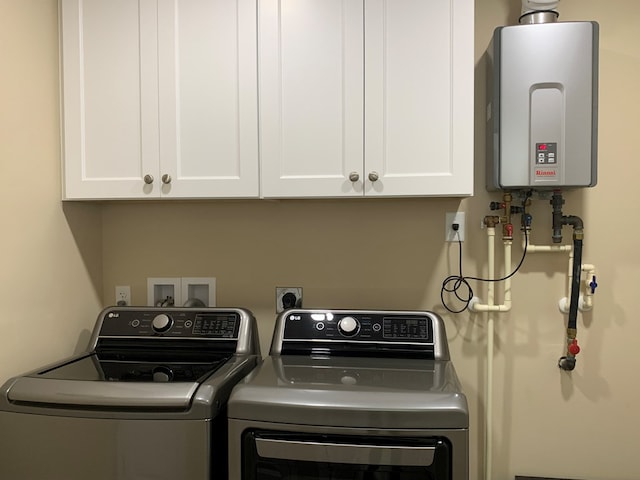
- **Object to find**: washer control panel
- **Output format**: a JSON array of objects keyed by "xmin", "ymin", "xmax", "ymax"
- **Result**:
[
  {"xmin": 98, "ymin": 308, "xmax": 240, "ymax": 339},
  {"xmin": 283, "ymin": 311, "xmax": 433, "ymax": 344}
]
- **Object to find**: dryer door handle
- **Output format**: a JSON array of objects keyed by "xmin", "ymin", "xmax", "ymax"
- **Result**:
[{"xmin": 255, "ymin": 438, "xmax": 436, "ymax": 466}]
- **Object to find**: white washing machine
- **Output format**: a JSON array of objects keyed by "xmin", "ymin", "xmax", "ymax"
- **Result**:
[
  {"xmin": 0, "ymin": 306, "xmax": 261, "ymax": 480},
  {"xmin": 228, "ymin": 308, "xmax": 468, "ymax": 480}
]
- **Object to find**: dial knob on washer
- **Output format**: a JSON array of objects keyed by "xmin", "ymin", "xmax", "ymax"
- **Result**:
[
  {"xmin": 152, "ymin": 314, "xmax": 173, "ymax": 333},
  {"xmin": 338, "ymin": 316, "xmax": 359, "ymax": 336}
]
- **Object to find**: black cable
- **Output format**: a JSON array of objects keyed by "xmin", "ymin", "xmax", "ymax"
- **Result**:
[{"xmin": 440, "ymin": 229, "xmax": 529, "ymax": 313}]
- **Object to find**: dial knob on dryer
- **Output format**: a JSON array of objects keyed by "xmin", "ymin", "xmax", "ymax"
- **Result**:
[
  {"xmin": 152, "ymin": 366, "xmax": 174, "ymax": 382},
  {"xmin": 152, "ymin": 314, "xmax": 173, "ymax": 333},
  {"xmin": 338, "ymin": 316, "xmax": 359, "ymax": 337}
]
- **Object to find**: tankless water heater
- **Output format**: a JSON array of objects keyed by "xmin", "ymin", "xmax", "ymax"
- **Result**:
[{"xmin": 487, "ymin": 21, "xmax": 599, "ymax": 190}]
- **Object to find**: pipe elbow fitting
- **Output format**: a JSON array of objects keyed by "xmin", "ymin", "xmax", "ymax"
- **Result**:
[
  {"xmin": 558, "ymin": 356, "xmax": 576, "ymax": 371},
  {"xmin": 564, "ymin": 215, "xmax": 584, "ymax": 231},
  {"xmin": 483, "ymin": 216, "xmax": 501, "ymax": 228}
]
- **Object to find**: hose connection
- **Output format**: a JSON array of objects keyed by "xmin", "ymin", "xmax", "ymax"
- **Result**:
[
  {"xmin": 550, "ymin": 191, "xmax": 586, "ymax": 371},
  {"xmin": 559, "ymin": 335, "xmax": 580, "ymax": 371}
]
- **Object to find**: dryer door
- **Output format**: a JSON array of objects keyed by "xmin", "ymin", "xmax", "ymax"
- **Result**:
[{"xmin": 242, "ymin": 430, "xmax": 452, "ymax": 480}]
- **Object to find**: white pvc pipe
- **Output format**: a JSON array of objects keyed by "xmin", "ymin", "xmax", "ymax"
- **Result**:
[
  {"xmin": 486, "ymin": 313, "xmax": 494, "ymax": 480},
  {"xmin": 529, "ymin": 238, "xmax": 597, "ymax": 313},
  {"xmin": 486, "ymin": 228, "xmax": 495, "ymax": 480},
  {"xmin": 470, "ymin": 234, "xmax": 512, "ymax": 313},
  {"xmin": 467, "ymin": 226, "xmax": 514, "ymax": 480},
  {"xmin": 580, "ymin": 264, "xmax": 596, "ymax": 311},
  {"xmin": 522, "ymin": 237, "xmax": 572, "ymax": 253},
  {"xmin": 524, "ymin": 236, "xmax": 597, "ymax": 313}
]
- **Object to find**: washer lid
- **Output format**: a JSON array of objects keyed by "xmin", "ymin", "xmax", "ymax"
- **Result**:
[
  {"xmin": 7, "ymin": 376, "xmax": 199, "ymax": 409},
  {"xmin": 5, "ymin": 353, "xmax": 259, "ymax": 413},
  {"xmin": 228, "ymin": 356, "xmax": 469, "ymax": 429}
]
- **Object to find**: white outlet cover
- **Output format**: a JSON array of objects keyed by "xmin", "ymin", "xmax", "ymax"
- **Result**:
[
  {"xmin": 115, "ymin": 286, "xmax": 131, "ymax": 306},
  {"xmin": 445, "ymin": 212, "xmax": 465, "ymax": 242},
  {"xmin": 181, "ymin": 277, "xmax": 216, "ymax": 307},
  {"xmin": 147, "ymin": 277, "xmax": 181, "ymax": 307}
]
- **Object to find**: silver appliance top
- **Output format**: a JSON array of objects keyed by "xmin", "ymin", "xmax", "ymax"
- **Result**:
[
  {"xmin": 228, "ymin": 355, "xmax": 468, "ymax": 429},
  {"xmin": 229, "ymin": 309, "xmax": 467, "ymax": 429},
  {"xmin": 1, "ymin": 306, "xmax": 261, "ymax": 419}
]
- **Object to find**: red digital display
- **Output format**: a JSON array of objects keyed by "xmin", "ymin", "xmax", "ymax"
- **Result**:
[{"xmin": 539, "ymin": 144, "xmax": 547, "ymax": 150}]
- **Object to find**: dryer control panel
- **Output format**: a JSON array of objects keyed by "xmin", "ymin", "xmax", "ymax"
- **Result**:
[
  {"xmin": 283, "ymin": 311, "xmax": 432, "ymax": 343},
  {"xmin": 272, "ymin": 309, "xmax": 450, "ymax": 360}
]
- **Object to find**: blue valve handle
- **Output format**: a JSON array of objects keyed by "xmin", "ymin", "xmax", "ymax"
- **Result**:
[{"xmin": 589, "ymin": 275, "xmax": 598, "ymax": 294}]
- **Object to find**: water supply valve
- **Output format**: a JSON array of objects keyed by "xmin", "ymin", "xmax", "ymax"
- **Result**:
[
  {"xmin": 589, "ymin": 276, "xmax": 598, "ymax": 294},
  {"xmin": 505, "ymin": 223, "xmax": 514, "ymax": 239},
  {"xmin": 568, "ymin": 338, "xmax": 581, "ymax": 356}
]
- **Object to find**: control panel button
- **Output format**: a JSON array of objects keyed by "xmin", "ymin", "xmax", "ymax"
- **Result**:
[
  {"xmin": 151, "ymin": 314, "xmax": 173, "ymax": 333},
  {"xmin": 338, "ymin": 316, "xmax": 359, "ymax": 337},
  {"xmin": 315, "ymin": 322, "xmax": 325, "ymax": 331}
]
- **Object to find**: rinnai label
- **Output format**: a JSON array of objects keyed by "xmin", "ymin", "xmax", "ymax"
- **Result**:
[{"xmin": 536, "ymin": 169, "xmax": 557, "ymax": 177}]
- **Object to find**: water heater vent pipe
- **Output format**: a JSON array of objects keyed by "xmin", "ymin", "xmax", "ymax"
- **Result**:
[{"xmin": 520, "ymin": 0, "xmax": 560, "ymax": 24}]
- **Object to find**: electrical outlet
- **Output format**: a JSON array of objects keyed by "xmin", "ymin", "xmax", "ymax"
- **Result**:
[
  {"xmin": 115, "ymin": 286, "xmax": 131, "ymax": 306},
  {"xmin": 445, "ymin": 212, "xmax": 466, "ymax": 242},
  {"xmin": 276, "ymin": 287, "xmax": 303, "ymax": 313}
]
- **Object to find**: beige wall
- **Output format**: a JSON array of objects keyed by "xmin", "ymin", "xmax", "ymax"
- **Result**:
[
  {"xmin": 0, "ymin": 0, "xmax": 103, "ymax": 383},
  {"xmin": 2, "ymin": 0, "xmax": 640, "ymax": 479},
  {"xmin": 102, "ymin": 2, "xmax": 640, "ymax": 479}
]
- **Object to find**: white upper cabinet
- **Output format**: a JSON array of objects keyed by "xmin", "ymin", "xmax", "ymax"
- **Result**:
[
  {"xmin": 258, "ymin": 0, "xmax": 365, "ymax": 198},
  {"xmin": 60, "ymin": 0, "xmax": 259, "ymax": 199},
  {"xmin": 61, "ymin": 0, "xmax": 472, "ymax": 200},
  {"xmin": 259, "ymin": 0, "xmax": 474, "ymax": 198}
]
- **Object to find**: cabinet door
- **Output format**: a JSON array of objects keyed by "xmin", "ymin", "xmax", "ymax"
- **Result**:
[
  {"xmin": 61, "ymin": 0, "xmax": 161, "ymax": 199},
  {"xmin": 157, "ymin": 0, "xmax": 259, "ymax": 198},
  {"xmin": 259, "ymin": 0, "xmax": 364, "ymax": 198},
  {"xmin": 364, "ymin": 0, "xmax": 474, "ymax": 196}
]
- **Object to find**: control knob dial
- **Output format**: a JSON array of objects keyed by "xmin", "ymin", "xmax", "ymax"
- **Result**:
[
  {"xmin": 338, "ymin": 316, "xmax": 359, "ymax": 337},
  {"xmin": 152, "ymin": 314, "xmax": 173, "ymax": 333},
  {"xmin": 152, "ymin": 366, "xmax": 174, "ymax": 382}
]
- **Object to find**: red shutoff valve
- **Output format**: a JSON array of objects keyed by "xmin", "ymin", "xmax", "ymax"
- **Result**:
[
  {"xmin": 569, "ymin": 339, "xmax": 581, "ymax": 356},
  {"xmin": 505, "ymin": 223, "xmax": 513, "ymax": 237}
]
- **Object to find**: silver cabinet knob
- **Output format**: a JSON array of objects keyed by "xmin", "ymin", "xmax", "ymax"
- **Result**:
[
  {"xmin": 161, "ymin": 174, "xmax": 172, "ymax": 184},
  {"xmin": 143, "ymin": 174, "xmax": 154, "ymax": 184},
  {"xmin": 368, "ymin": 171, "xmax": 379, "ymax": 182},
  {"xmin": 349, "ymin": 172, "xmax": 360, "ymax": 182}
]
